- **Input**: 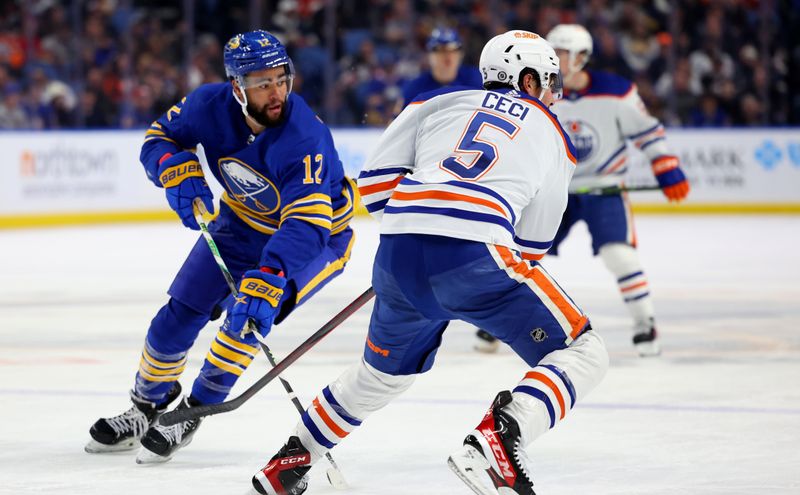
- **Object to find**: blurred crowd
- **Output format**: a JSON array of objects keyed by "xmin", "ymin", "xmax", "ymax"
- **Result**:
[{"xmin": 0, "ymin": 0, "xmax": 796, "ymax": 129}]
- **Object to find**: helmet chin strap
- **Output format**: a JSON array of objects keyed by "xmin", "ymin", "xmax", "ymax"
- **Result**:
[{"xmin": 232, "ymin": 78, "xmax": 265, "ymax": 131}]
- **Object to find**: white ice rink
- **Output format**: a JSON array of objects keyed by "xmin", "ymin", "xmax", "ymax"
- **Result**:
[{"xmin": 1, "ymin": 215, "xmax": 799, "ymax": 494}]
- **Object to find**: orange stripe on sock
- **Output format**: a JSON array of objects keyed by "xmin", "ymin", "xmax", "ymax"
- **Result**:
[
  {"xmin": 621, "ymin": 281, "xmax": 648, "ymax": 292},
  {"xmin": 496, "ymin": 245, "xmax": 588, "ymax": 339},
  {"xmin": 390, "ymin": 190, "xmax": 508, "ymax": 218},
  {"xmin": 313, "ymin": 397, "xmax": 348, "ymax": 439},
  {"xmin": 524, "ymin": 371, "xmax": 566, "ymax": 419}
]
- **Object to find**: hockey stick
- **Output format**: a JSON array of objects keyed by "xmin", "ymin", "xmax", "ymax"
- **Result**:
[
  {"xmin": 159, "ymin": 285, "xmax": 375, "ymax": 425},
  {"xmin": 573, "ymin": 184, "xmax": 662, "ymax": 195},
  {"xmin": 189, "ymin": 199, "xmax": 350, "ymax": 489}
]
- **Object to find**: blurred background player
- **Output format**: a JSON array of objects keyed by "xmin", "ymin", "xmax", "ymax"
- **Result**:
[
  {"xmin": 84, "ymin": 30, "xmax": 356, "ymax": 463},
  {"xmin": 248, "ymin": 30, "xmax": 608, "ymax": 495},
  {"xmin": 400, "ymin": 27, "xmax": 482, "ymax": 107},
  {"xmin": 475, "ymin": 24, "xmax": 689, "ymax": 357}
]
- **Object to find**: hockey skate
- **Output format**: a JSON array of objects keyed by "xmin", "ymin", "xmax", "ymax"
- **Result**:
[
  {"xmin": 85, "ymin": 383, "xmax": 181, "ymax": 453},
  {"xmin": 135, "ymin": 396, "xmax": 203, "ymax": 464},
  {"xmin": 251, "ymin": 436, "xmax": 311, "ymax": 495},
  {"xmin": 448, "ymin": 391, "xmax": 536, "ymax": 495},
  {"xmin": 633, "ymin": 319, "xmax": 661, "ymax": 357},
  {"xmin": 474, "ymin": 329, "xmax": 500, "ymax": 354}
]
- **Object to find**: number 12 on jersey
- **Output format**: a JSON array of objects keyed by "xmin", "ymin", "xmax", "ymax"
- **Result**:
[
  {"xmin": 303, "ymin": 153, "xmax": 323, "ymax": 184},
  {"xmin": 440, "ymin": 110, "xmax": 520, "ymax": 181}
]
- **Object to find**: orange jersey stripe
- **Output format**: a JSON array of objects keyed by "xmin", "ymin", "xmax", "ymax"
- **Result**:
[
  {"xmin": 519, "ymin": 99, "xmax": 577, "ymax": 165},
  {"xmin": 604, "ymin": 156, "xmax": 627, "ymax": 175},
  {"xmin": 524, "ymin": 371, "xmax": 566, "ymax": 419},
  {"xmin": 496, "ymin": 245, "xmax": 588, "ymax": 339},
  {"xmin": 358, "ymin": 176, "xmax": 403, "ymax": 196},
  {"xmin": 390, "ymin": 190, "xmax": 508, "ymax": 218},
  {"xmin": 313, "ymin": 397, "xmax": 348, "ymax": 439}
]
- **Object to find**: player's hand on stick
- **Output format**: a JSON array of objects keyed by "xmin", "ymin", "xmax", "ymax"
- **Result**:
[
  {"xmin": 158, "ymin": 151, "xmax": 215, "ymax": 230},
  {"xmin": 227, "ymin": 268, "xmax": 286, "ymax": 338},
  {"xmin": 651, "ymin": 155, "xmax": 690, "ymax": 202}
]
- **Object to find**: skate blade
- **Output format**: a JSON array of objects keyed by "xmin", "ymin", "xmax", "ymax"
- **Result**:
[
  {"xmin": 135, "ymin": 446, "xmax": 172, "ymax": 464},
  {"xmin": 85, "ymin": 438, "xmax": 139, "ymax": 453},
  {"xmin": 635, "ymin": 341, "xmax": 661, "ymax": 357},
  {"xmin": 448, "ymin": 445, "xmax": 497, "ymax": 495},
  {"xmin": 326, "ymin": 467, "xmax": 349, "ymax": 490}
]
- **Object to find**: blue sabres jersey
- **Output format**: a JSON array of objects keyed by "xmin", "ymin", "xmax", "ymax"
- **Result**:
[
  {"xmin": 401, "ymin": 65, "xmax": 483, "ymax": 107},
  {"xmin": 140, "ymin": 83, "xmax": 355, "ymax": 275}
]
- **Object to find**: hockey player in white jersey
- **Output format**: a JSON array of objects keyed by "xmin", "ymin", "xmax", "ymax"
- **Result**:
[
  {"xmin": 477, "ymin": 24, "xmax": 690, "ymax": 357},
  {"xmin": 247, "ymin": 31, "xmax": 608, "ymax": 495}
]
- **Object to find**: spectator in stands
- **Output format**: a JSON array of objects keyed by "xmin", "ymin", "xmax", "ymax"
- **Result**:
[{"xmin": 400, "ymin": 27, "xmax": 482, "ymax": 107}]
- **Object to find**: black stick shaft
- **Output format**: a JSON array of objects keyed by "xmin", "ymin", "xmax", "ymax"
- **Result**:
[{"xmin": 159, "ymin": 286, "xmax": 375, "ymax": 426}]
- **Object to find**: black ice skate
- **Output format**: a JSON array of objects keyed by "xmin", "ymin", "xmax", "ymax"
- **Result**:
[
  {"xmin": 135, "ymin": 396, "xmax": 203, "ymax": 464},
  {"xmin": 448, "ymin": 390, "xmax": 536, "ymax": 495},
  {"xmin": 85, "ymin": 383, "xmax": 181, "ymax": 454},
  {"xmin": 474, "ymin": 329, "xmax": 500, "ymax": 354},
  {"xmin": 633, "ymin": 318, "xmax": 661, "ymax": 357},
  {"xmin": 251, "ymin": 436, "xmax": 311, "ymax": 495}
]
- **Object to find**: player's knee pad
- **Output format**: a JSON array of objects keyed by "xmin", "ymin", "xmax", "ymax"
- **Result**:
[
  {"xmin": 598, "ymin": 242, "xmax": 642, "ymax": 277},
  {"xmin": 147, "ymin": 298, "xmax": 210, "ymax": 354},
  {"xmin": 330, "ymin": 358, "xmax": 416, "ymax": 418}
]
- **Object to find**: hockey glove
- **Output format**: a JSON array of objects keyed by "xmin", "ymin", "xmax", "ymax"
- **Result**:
[
  {"xmin": 157, "ymin": 151, "xmax": 215, "ymax": 230},
  {"xmin": 652, "ymin": 155, "xmax": 690, "ymax": 202},
  {"xmin": 227, "ymin": 268, "xmax": 286, "ymax": 339}
]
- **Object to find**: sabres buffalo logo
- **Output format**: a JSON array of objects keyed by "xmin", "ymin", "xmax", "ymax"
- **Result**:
[
  {"xmin": 564, "ymin": 119, "xmax": 599, "ymax": 163},
  {"xmin": 226, "ymin": 36, "xmax": 241, "ymax": 50},
  {"xmin": 219, "ymin": 157, "xmax": 280, "ymax": 214}
]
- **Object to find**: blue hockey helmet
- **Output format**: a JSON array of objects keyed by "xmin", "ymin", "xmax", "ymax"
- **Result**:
[
  {"xmin": 426, "ymin": 27, "xmax": 462, "ymax": 51},
  {"xmin": 223, "ymin": 30, "xmax": 295, "ymax": 79}
]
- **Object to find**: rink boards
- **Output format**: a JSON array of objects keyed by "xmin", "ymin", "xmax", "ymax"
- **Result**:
[{"xmin": 1, "ymin": 128, "xmax": 799, "ymax": 228}]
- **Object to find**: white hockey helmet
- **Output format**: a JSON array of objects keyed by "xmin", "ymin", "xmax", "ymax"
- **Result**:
[
  {"xmin": 546, "ymin": 24, "xmax": 593, "ymax": 73},
  {"xmin": 479, "ymin": 30, "xmax": 563, "ymax": 100}
]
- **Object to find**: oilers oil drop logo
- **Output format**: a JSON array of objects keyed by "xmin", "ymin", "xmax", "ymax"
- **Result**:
[
  {"xmin": 219, "ymin": 157, "xmax": 280, "ymax": 214},
  {"xmin": 564, "ymin": 119, "xmax": 598, "ymax": 163}
]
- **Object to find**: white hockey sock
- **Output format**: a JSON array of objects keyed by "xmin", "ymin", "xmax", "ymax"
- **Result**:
[
  {"xmin": 506, "ymin": 331, "xmax": 609, "ymax": 446},
  {"xmin": 295, "ymin": 359, "xmax": 415, "ymax": 461},
  {"xmin": 598, "ymin": 243, "xmax": 655, "ymax": 329}
]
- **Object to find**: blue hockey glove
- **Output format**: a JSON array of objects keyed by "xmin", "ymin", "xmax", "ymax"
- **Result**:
[
  {"xmin": 157, "ymin": 151, "xmax": 215, "ymax": 230},
  {"xmin": 651, "ymin": 155, "xmax": 690, "ymax": 202},
  {"xmin": 227, "ymin": 268, "xmax": 287, "ymax": 338}
]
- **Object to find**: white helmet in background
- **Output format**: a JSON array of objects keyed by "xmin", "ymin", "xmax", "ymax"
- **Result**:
[
  {"xmin": 546, "ymin": 24, "xmax": 593, "ymax": 73},
  {"xmin": 479, "ymin": 30, "xmax": 563, "ymax": 100}
]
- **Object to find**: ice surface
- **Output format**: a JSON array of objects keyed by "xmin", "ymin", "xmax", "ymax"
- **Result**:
[{"xmin": 1, "ymin": 216, "xmax": 798, "ymax": 494}]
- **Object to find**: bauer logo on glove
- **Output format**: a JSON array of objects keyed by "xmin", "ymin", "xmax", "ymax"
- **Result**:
[
  {"xmin": 239, "ymin": 278, "xmax": 283, "ymax": 307},
  {"xmin": 159, "ymin": 160, "xmax": 204, "ymax": 188}
]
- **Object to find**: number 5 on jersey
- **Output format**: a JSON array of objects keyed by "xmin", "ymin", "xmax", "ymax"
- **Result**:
[
  {"xmin": 440, "ymin": 110, "xmax": 520, "ymax": 181},
  {"xmin": 303, "ymin": 153, "xmax": 323, "ymax": 184}
]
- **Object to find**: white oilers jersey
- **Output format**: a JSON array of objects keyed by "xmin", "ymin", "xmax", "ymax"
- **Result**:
[
  {"xmin": 551, "ymin": 70, "xmax": 670, "ymax": 192},
  {"xmin": 358, "ymin": 87, "xmax": 577, "ymax": 261}
]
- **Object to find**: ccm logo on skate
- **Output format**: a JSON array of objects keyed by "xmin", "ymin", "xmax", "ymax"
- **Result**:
[
  {"xmin": 480, "ymin": 426, "xmax": 516, "ymax": 484},
  {"xmin": 159, "ymin": 162, "xmax": 204, "ymax": 187},
  {"xmin": 366, "ymin": 337, "xmax": 390, "ymax": 357},
  {"xmin": 279, "ymin": 455, "xmax": 309, "ymax": 466}
]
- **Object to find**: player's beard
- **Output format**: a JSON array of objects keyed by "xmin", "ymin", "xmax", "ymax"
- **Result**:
[{"xmin": 248, "ymin": 100, "xmax": 285, "ymax": 127}]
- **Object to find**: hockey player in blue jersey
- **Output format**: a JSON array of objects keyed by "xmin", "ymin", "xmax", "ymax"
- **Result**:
[
  {"xmin": 400, "ymin": 27, "xmax": 483, "ymax": 107},
  {"xmin": 85, "ymin": 30, "xmax": 356, "ymax": 463},
  {"xmin": 248, "ymin": 30, "xmax": 608, "ymax": 495}
]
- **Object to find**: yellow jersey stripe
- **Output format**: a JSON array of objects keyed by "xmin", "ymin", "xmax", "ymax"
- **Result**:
[
  {"xmin": 297, "ymin": 232, "xmax": 356, "ymax": 301},
  {"xmin": 281, "ymin": 215, "xmax": 332, "ymax": 230},
  {"xmin": 281, "ymin": 204, "xmax": 333, "ymax": 219},
  {"xmin": 281, "ymin": 193, "xmax": 331, "ymax": 214}
]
